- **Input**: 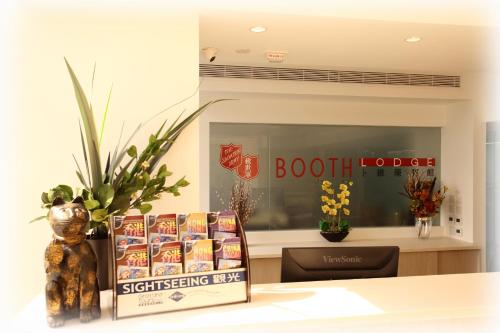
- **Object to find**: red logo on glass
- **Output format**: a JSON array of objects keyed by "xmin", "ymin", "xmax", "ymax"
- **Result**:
[
  {"xmin": 237, "ymin": 154, "xmax": 259, "ymax": 180},
  {"xmin": 219, "ymin": 144, "xmax": 242, "ymax": 171},
  {"xmin": 219, "ymin": 144, "xmax": 259, "ymax": 180}
]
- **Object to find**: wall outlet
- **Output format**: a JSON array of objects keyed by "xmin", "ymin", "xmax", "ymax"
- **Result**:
[
  {"xmin": 455, "ymin": 217, "xmax": 462, "ymax": 225},
  {"xmin": 455, "ymin": 227, "xmax": 463, "ymax": 237}
]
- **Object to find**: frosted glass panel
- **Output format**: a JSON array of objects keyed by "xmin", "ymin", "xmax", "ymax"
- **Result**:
[{"xmin": 210, "ymin": 123, "xmax": 441, "ymax": 231}]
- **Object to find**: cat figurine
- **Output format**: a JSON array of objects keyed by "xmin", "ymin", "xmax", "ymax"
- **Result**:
[{"xmin": 45, "ymin": 196, "xmax": 101, "ymax": 327}]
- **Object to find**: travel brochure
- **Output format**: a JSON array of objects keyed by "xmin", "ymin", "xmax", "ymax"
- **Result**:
[{"xmin": 112, "ymin": 211, "xmax": 242, "ymax": 281}]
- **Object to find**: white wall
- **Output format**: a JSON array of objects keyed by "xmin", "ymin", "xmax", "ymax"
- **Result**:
[
  {"xmin": 441, "ymin": 101, "xmax": 475, "ymax": 242},
  {"xmin": 2, "ymin": 6, "xmax": 199, "ymax": 318},
  {"xmin": 200, "ymin": 78, "xmax": 476, "ymax": 244}
]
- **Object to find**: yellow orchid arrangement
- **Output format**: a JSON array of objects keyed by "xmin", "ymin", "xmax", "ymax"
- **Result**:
[{"xmin": 319, "ymin": 180, "xmax": 353, "ymax": 233}]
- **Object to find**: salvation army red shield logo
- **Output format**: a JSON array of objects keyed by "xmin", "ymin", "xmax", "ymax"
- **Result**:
[
  {"xmin": 237, "ymin": 154, "xmax": 259, "ymax": 180},
  {"xmin": 219, "ymin": 144, "xmax": 242, "ymax": 170}
]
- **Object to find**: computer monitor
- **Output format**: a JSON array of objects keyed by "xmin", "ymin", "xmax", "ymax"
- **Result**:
[{"xmin": 281, "ymin": 246, "xmax": 400, "ymax": 283}]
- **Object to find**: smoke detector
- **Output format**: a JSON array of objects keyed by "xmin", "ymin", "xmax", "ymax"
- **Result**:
[{"xmin": 266, "ymin": 51, "xmax": 287, "ymax": 63}]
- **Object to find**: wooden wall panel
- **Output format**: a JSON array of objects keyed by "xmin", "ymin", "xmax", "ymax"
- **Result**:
[
  {"xmin": 438, "ymin": 250, "xmax": 480, "ymax": 274},
  {"xmin": 397, "ymin": 252, "xmax": 438, "ymax": 276}
]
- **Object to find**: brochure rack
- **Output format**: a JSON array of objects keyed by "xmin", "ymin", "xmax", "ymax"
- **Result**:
[{"xmin": 111, "ymin": 212, "xmax": 251, "ymax": 320}]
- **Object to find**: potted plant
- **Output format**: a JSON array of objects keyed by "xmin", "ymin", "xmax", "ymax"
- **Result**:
[
  {"xmin": 400, "ymin": 170, "xmax": 447, "ymax": 239},
  {"xmin": 32, "ymin": 59, "xmax": 223, "ymax": 288},
  {"xmin": 318, "ymin": 180, "xmax": 353, "ymax": 242}
]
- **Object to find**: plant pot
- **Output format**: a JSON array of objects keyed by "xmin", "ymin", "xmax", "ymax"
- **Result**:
[
  {"xmin": 320, "ymin": 231, "xmax": 349, "ymax": 242},
  {"xmin": 415, "ymin": 216, "xmax": 432, "ymax": 239},
  {"xmin": 87, "ymin": 238, "xmax": 113, "ymax": 290}
]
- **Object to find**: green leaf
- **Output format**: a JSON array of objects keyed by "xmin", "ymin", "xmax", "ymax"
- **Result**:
[
  {"xmin": 104, "ymin": 152, "xmax": 111, "ymax": 179},
  {"xmin": 176, "ymin": 177, "xmax": 189, "ymax": 187},
  {"xmin": 76, "ymin": 188, "xmax": 90, "ymax": 200},
  {"xmin": 141, "ymin": 186, "xmax": 155, "ymax": 199},
  {"xmin": 110, "ymin": 123, "xmax": 143, "ymax": 184},
  {"xmin": 29, "ymin": 215, "xmax": 47, "ymax": 223},
  {"xmin": 108, "ymin": 122, "xmax": 124, "ymax": 184},
  {"xmin": 138, "ymin": 203, "xmax": 152, "ymax": 214},
  {"xmin": 166, "ymin": 185, "xmax": 180, "ymax": 197},
  {"xmin": 97, "ymin": 184, "xmax": 115, "ymax": 208},
  {"xmin": 338, "ymin": 219, "xmax": 350, "ymax": 232},
  {"xmin": 99, "ymin": 84, "xmax": 113, "ymax": 148},
  {"xmin": 91, "ymin": 209, "xmax": 108, "ymax": 222},
  {"xmin": 157, "ymin": 164, "xmax": 172, "ymax": 178},
  {"xmin": 147, "ymin": 100, "xmax": 227, "ymax": 173},
  {"xmin": 319, "ymin": 220, "xmax": 331, "ymax": 232},
  {"xmin": 73, "ymin": 151, "xmax": 91, "ymax": 190},
  {"xmin": 78, "ymin": 123, "xmax": 92, "ymax": 188},
  {"xmin": 149, "ymin": 134, "xmax": 156, "ymax": 144},
  {"xmin": 65, "ymin": 58, "xmax": 103, "ymax": 189},
  {"xmin": 56, "ymin": 185, "xmax": 73, "ymax": 199},
  {"xmin": 84, "ymin": 199, "xmax": 101, "ymax": 210},
  {"xmin": 112, "ymin": 158, "xmax": 135, "ymax": 191},
  {"xmin": 41, "ymin": 192, "xmax": 50, "ymax": 204},
  {"xmin": 47, "ymin": 189, "xmax": 56, "ymax": 202},
  {"xmin": 127, "ymin": 145, "xmax": 137, "ymax": 158},
  {"xmin": 75, "ymin": 170, "xmax": 88, "ymax": 190},
  {"xmin": 148, "ymin": 178, "xmax": 163, "ymax": 187},
  {"xmin": 142, "ymin": 172, "xmax": 150, "ymax": 185},
  {"xmin": 48, "ymin": 187, "xmax": 71, "ymax": 203},
  {"xmin": 108, "ymin": 194, "xmax": 131, "ymax": 215},
  {"xmin": 154, "ymin": 119, "xmax": 168, "ymax": 138}
]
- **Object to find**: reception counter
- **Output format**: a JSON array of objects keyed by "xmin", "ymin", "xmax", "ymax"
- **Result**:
[
  {"xmin": 249, "ymin": 237, "xmax": 481, "ymax": 283},
  {"xmin": 13, "ymin": 272, "xmax": 499, "ymax": 332}
]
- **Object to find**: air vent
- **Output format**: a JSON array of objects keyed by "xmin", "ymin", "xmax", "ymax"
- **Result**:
[
  {"xmin": 363, "ymin": 72, "xmax": 387, "ymax": 84},
  {"xmin": 278, "ymin": 68, "xmax": 303, "ymax": 80},
  {"xmin": 339, "ymin": 71, "xmax": 363, "ymax": 83},
  {"xmin": 388, "ymin": 73, "xmax": 410, "ymax": 85},
  {"xmin": 303, "ymin": 69, "xmax": 329, "ymax": 82},
  {"xmin": 199, "ymin": 64, "xmax": 460, "ymax": 88}
]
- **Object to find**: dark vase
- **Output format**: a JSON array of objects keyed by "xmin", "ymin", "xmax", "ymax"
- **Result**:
[
  {"xmin": 87, "ymin": 238, "xmax": 112, "ymax": 290},
  {"xmin": 320, "ymin": 231, "xmax": 349, "ymax": 242}
]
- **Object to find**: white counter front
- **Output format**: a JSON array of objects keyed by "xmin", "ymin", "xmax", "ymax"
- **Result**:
[{"xmin": 13, "ymin": 273, "xmax": 500, "ymax": 333}]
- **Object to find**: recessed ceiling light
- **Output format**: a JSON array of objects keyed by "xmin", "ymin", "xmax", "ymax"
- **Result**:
[
  {"xmin": 250, "ymin": 26, "xmax": 267, "ymax": 33},
  {"xmin": 405, "ymin": 36, "xmax": 422, "ymax": 43}
]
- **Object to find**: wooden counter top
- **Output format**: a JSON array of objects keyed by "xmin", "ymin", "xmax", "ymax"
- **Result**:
[{"xmin": 248, "ymin": 237, "xmax": 480, "ymax": 259}]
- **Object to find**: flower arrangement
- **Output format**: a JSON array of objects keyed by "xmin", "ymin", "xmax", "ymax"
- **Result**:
[
  {"xmin": 215, "ymin": 179, "xmax": 262, "ymax": 226},
  {"xmin": 400, "ymin": 170, "xmax": 447, "ymax": 218},
  {"xmin": 31, "ymin": 59, "xmax": 222, "ymax": 239},
  {"xmin": 319, "ymin": 180, "xmax": 353, "ymax": 233}
]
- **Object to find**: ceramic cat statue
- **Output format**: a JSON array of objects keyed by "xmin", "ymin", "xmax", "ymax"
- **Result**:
[{"xmin": 45, "ymin": 197, "xmax": 100, "ymax": 327}]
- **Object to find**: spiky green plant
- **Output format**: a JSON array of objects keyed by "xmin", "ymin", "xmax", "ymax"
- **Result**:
[{"xmin": 31, "ymin": 59, "xmax": 224, "ymax": 238}]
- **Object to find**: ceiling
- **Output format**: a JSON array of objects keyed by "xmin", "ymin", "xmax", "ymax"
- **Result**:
[
  {"xmin": 16, "ymin": 0, "xmax": 496, "ymax": 74},
  {"xmin": 200, "ymin": 12, "xmax": 492, "ymax": 74}
]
